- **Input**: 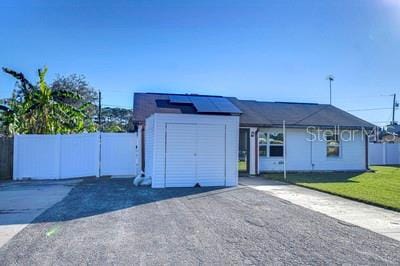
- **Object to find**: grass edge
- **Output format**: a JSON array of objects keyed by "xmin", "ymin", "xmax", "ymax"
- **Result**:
[{"xmin": 264, "ymin": 176, "xmax": 400, "ymax": 213}]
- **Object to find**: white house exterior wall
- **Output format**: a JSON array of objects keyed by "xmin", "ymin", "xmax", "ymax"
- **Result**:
[
  {"xmin": 259, "ymin": 128, "xmax": 366, "ymax": 172},
  {"xmin": 145, "ymin": 113, "xmax": 239, "ymax": 188}
]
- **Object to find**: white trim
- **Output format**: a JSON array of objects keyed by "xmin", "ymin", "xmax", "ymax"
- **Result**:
[
  {"xmin": 249, "ymin": 127, "xmax": 257, "ymax": 175},
  {"xmin": 283, "ymin": 120, "xmax": 286, "ymax": 180}
]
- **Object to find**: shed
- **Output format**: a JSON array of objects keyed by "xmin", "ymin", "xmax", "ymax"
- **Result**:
[{"xmin": 145, "ymin": 113, "xmax": 240, "ymax": 188}]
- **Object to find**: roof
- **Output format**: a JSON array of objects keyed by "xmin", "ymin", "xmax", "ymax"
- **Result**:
[
  {"xmin": 386, "ymin": 124, "xmax": 400, "ymax": 134},
  {"xmin": 133, "ymin": 92, "xmax": 376, "ymax": 129}
]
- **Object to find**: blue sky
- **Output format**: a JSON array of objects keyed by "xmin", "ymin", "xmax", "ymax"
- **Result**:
[{"xmin": 1, "ymin": 0, "xmax": 400, "ymax": 127}]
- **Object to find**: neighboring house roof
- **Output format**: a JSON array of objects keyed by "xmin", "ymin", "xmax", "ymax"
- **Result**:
[
  {"xmin": 386, "ymin": 123, "xmax": 400, "ymax": 134},
  {"xmin": 381, "ymin": 133, "xmax": 400, "ymax": 143},
  {"xmin": 133, "ymin": 92, "xmax": 376, "ymax": 129}
]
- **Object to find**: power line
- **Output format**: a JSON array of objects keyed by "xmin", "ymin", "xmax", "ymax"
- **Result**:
[
  {"xmin": 347, "ymin": 107, "xmax": 392, "ymax": 112},
  {"xmin": 372, "ymin": 121, "xmax": 392, "ymax": 124},
  {"xmin": 101, "ymin": 90, "xmax": 133, "ymax": 94},
  {"xmin": 102, "ymin": 104, "xmax": 132, "ymax": 109}
]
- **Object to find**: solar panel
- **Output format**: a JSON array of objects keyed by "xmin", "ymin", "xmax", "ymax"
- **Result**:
[
  {"xmin": 209, "ymin": 97, "xmax": 242, "ymax": 113},
  {"xmin": 168, "ymin": 94, "xmax": 242, "ymax": 114},
  {"xmin": 190, "ymin": 96, "xmax": 219, "ymax": 113},
  {"xmin": 169, "ymin": 95, "xmax": 192, "ymax": 104}
]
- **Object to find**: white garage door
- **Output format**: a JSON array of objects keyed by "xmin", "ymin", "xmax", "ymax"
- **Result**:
[
  {"xmin": 165, "ymin": 123, "xmax": 226, "ymax": 187},
  {"xmin": 165, "ymin": 123, "xmax": 197, "ymax": 187},
  {"xmin": 196, "ymin": 124, "xmax": 226, "ymax": 186}
]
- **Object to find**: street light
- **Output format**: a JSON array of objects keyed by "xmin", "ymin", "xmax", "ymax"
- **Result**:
[{"xmin": 326, "ymin": 74, "xmax": 335, "ymax": 105}]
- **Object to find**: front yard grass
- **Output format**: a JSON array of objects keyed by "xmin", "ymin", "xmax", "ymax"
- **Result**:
[{"xmin": 264, "ymin": 166, "xmax": 400, "ymax": 211}]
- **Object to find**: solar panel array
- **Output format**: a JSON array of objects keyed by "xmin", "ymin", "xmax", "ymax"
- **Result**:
[
  {"xmin": 168, "ymin": 95, "xmax": 242, "ymax": 114},
  {"xmin": 169, "ymin": 95, "xmax": 192, "ymax": 104},
  {"xmin": 209, "ymin": 97, "xmax": 242, "ymax": 113}
]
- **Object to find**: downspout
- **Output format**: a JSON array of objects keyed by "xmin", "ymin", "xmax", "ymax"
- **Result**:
[
  {"xmin": 141, "ymin": 124, "xmax": 145, "ymax": 172},
  {"xmin": 365, "ymin": 131, "xmax": 369, "ymax": 170}
]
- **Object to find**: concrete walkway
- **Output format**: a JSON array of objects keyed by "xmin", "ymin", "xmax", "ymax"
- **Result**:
[
  {"xmin": 0, "ymin": 179, "xmax": 79, "ymax": 248},
  {"xmin": 240, "ymin": 176, "xmax": 400, "ymax": 242}
]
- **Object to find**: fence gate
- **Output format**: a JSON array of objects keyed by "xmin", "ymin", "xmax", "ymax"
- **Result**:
[
  {"xmin": 13, "ymin": 133, "xmax": 137, "ymax": 180},
  {"xmin": 100, "ymin": 133, "xmax": 137, "ymax": 177}
]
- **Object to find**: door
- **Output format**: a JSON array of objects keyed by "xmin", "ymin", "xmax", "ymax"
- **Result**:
[
  {"xmin": 165, "ymin": 123, "xmax": 227, "ymax": 187},
  {"xmin": 100, "ymin": 133, "xmax": 137, "ymax": 176},
  {"xmin": 165, "ymin": 123, "xmax": 197, "ymax": 187},
  {"xmin": 196, "ymin": 124, "xmax": 226, "ymax": 186},
  {"xmin": 239, "ymin": 128, "xmax": 250, "ymax": 174}
]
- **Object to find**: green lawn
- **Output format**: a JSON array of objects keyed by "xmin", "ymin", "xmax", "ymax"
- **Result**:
[
  {"xmin": 238, "ymin": 161, "xmax": 247, "ymax": 172},
  {"xmin": 264, "ymin": 166, "xmax": 400, "ymax": 211}
]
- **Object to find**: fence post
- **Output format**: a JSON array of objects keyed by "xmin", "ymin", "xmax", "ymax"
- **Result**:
[
  {"xmin": 395, "ymin": 143, "xmax": 400, "ymax": 164},
  {"xmin": 57, "ymin": 134, "xmax": 62, "ymax": 179},
  {"xmin": 12, "ymin": 135, "xmax": 18, "ymax": 180},
  {"xmin": 383, "ymin": 142, "xmax": 387, "ymax": 165},
  {"xmin": 97, "ymin": 132, "xmax": 101, "ymax": 178}
]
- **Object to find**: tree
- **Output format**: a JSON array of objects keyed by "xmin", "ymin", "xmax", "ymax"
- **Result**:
[
  {"xmin": 50, "ymin": 74, "xmax": 99, "ymax": 129},
  {"xmin": 100, "ymin": 107, "xmax": 133, "ymax": 132},
  {"xmin": 51, "ymin": 74, "xmax": 98, "ymax": 112},
  {"xmin": 0, "ymin": 67, "xmax": 96, "ymax": 135},
  {"xmin": 0, "ymin": 69, "xmax": 36, "ymax": 134}
]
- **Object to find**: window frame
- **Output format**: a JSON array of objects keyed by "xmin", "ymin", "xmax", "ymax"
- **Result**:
[
  {"xmin": 326, "ymin": 133, "xmax": 341, "ymax": 158},
  {"xmin": 259, "ymin": 131, "xmax": 284, "ymax": 158}
]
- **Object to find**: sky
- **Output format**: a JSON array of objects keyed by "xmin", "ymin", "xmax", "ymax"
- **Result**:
[{"xmin": 1, "ymin": 0, "xmax": 400, "ymax": 127}]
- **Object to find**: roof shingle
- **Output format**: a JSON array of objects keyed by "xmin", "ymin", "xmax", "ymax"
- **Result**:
[{"xmin": 133, "ymin": 93, "xmax": 375, "ymax": 129}]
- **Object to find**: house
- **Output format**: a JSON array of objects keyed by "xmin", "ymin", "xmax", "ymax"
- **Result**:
[
  {"xmin": 381, "ymin": 123, "xmax": 400, "ymax": 143},
  {"xmin": 133, "ymin": 92, "xmax": 375, "ymax": 188}
]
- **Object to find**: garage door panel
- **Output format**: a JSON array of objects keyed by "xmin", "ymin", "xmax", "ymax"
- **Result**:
[
  {"xmin": 165, "ymin": 124, "xmax": 197, "ymax": 187},
  {"xmin": 196, "ymin": 124, "xmax": 226, "ymax": 186}
]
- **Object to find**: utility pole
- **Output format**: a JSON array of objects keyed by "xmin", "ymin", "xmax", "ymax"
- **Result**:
[
  {"xmin": 98, "ymin": 90, "xmax": 102, "ymax": 131},
  {"xmin": 326, "ymin": 74, "xmax": 335, "ymax": 105}
]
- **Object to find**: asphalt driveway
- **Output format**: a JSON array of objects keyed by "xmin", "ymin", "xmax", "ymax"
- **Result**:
[{"xmin": 0, "ymin": 178, "xmax": 399, "ymax": 265}]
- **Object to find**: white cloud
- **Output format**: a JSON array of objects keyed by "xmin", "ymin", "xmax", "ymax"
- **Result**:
[
  {"xmin": 381, "ymin": 0, "xmax": 400, "ymax": 31},
  {"xmin": 382, "ymin": 0, "xmax": 400, "ymax": 9}
]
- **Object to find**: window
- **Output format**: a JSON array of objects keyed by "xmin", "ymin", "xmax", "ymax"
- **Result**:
[
  {"xmin": 326, "ymin": 134, "xmax": 340, "ymax": 157},
  {"xmin": 259, "ymin": 133, "xmax": 268, "ymax": 156},
  {"xmin": 259, "ymin": 132, "xmax": 284, "ymax": 157},
  {"xmin": 269, "ymin": 133, "xmax": 284, "ymax": 157}
]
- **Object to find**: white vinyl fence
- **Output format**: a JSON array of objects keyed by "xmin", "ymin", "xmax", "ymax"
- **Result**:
[
  {"xmin": 13, "ymin": 133, "xmax": 137, "ymax": 180},
  {"xmin": 368, "ymin": 143, "xmax": 400, "ymax": 165},
  {"xmin": 100, "ymin": 133, "xmax": 137, "ymax": 176}
]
